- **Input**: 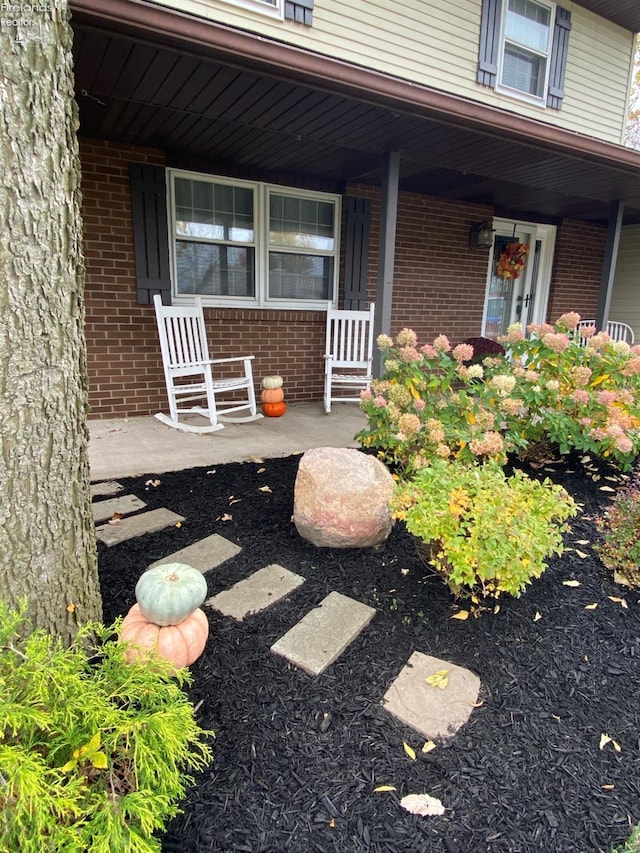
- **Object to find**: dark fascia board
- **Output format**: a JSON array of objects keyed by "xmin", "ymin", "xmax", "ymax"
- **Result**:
[{"xmin": 69, "ymin": 0, "xmax": 640, "ymax": 178}]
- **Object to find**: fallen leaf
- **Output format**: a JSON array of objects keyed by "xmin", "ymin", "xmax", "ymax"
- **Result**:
[
  {"xmin": 218, "ymin": 513, "xmax": 232, "ymax": 522},
  {"xmin": 613, "ymin": 572, "xmax": 632, "ymax": 588},
  {"xmin": 552, "ymin": 714, "xmax": 561, "ymax": 723},
  {"xmin": 575, "ymin": 539, "xmax": 590, "ymax": 545},
  {"xmin": 258, "ymin": 485, "xmax": 272, "ymax": 493},
  {"xmin": 175, "ymin": 522, "xmax": 182, "ymax": 528},
  {"xmin": 469, "ymin": 700, "xmax": 484, "ymax": 708},
  {"xmin": 584, "ymin": 603, "xmax": 598, "ymax": 610},
  {"xmin": 400, "ymin": 793, "xmax": 445, "ymax": 817},
  {"xmin": 229, "ymin": 498, "xmax": 241, "ymax": 505},
  {"xmin": 493, "ymin": 604, "xmax": 501, "ymax": 614},
  {"xmin": 257, "ymin": 467, "xmax": 266, "ymax": 473},
  {"xmin": 145, "ymin": 479, "xmax": 161, "ymax": 488},
  {"xmin": 206, "ymin": 469, "xmax": 216, "ymax": 475},
  {"xmin": 401, "ymin": 568, "xmax": 410, "ymax": 576},
  {"xmin": 422, "ymin": 741, "xmax": 436, "ymax": 753},
  {"xmin": 604, "ymin": 476, "xmax": 619, "ymax": 482},
  {"xmin": 451, "ymin": 610, "xmax": 469, "ymax": 621},
  {"xmin": 329, "ymin": 818, "xmax": 336, "ymax": 828},
  {"xmin": 534, "ymin": 612, "xmax": 543, "ymax": 622},
  {"xmin": 599, "ymin": 486, "xmax": 616, "ymax": 492},
  {"xmin": 66, "ymin": 602, "xmax": 76, "ymax": 613},
  {"xmin": 599, "ymin": 734, "xmax": 621, "ymax": 752},
  {"xmin": 562, "ymin": 580, "xmax": 581, "ymax": 587},
  {"xmin": 403, "ymin": 741, "xmax": 416, "ymax": 760},
  {"xmin": 575, "ymin": 550, "xmax": 589, "ymax": 559},
  {"xmin": 608, "ymin": 596, "xmax": 628, "ymax": 609},
  {"xmin": 602, "ymin": 784, "xmax": 615, "ymax": 790},
  {"xmin": 108, "ymin": 512, "xmax": 123, "ymax": 525},
  {"xmin": 425, "ymin": 669, "xmax": 449, "ymax": 689},
  {"xmin": 374, "ymin": 785, "xmax": 397, "ymax": 792}
]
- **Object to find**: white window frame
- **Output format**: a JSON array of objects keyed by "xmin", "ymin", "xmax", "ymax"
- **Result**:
[
  {"xmin": 168, "ymin": 169, "xmax": 341, "ymax": 311},
  {"xmin": 219, "ymin": 0, "xmax": 283, "ymax": 20},
  {"xmin": 496, "ymin": 0, "xmax": 554, "ymax": 107}
]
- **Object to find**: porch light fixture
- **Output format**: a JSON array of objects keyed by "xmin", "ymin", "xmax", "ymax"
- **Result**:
[{"xmin": 469, "ymin": 220, "xmax": 494, "ymax": 250}]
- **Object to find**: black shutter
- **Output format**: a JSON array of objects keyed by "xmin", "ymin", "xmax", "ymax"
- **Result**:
[
  {"xmin": 343, "ymin": 197, "xmax": 371, "ymax": 310},
  {"xmin": 284, "ymin": 0, "xmax": 313, "ymax": 26},
  {"xmin": 129, "ymin": 164, "xmax": 171, "ymax": 305},
  {"xmin": 477, "ymin": 0, "xmax": 502, "ymax": 87},
  {"xmin": 547, "ymin": 6, "xmax": 572, "ymax": 110}
]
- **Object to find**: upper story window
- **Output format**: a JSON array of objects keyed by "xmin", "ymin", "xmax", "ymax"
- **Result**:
[
  {"xmin": 169, "ymin": 171, "xmax": 340, "ymax": 309},
  {"xmin": 477, "ymin": 0, "xmax": 571, "ymax": 110},
  {"xmin": 499, "ymin": 0, "xmax": 552, "ymax": 101},
  {"xmin": 220, "ymin": 0, "xmax": 314, "ymax": 25}
]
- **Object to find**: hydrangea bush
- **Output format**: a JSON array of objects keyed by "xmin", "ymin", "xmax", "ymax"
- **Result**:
[{"xmin": 356, "ymin": 312, "xmax": 640, "ymax": 471}]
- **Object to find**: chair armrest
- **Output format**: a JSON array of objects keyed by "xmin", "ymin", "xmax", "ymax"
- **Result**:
[{"xmin": 206, "ymin": 355, "xmax": 255, "ymax": 365}]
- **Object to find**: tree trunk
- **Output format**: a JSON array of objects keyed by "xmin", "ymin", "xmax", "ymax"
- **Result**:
[{"xmin": 0, "ymin": 3, "xmax": 102, "ymax": 640}]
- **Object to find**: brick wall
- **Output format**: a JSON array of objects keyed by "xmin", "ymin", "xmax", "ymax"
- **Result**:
[
  {"xmin": 80, "ymin": 138, "xmax": 608, "ymax": 419},
  {"xmin": 546, "ymin": 219, "xmax": 606, "ymax": 321}
]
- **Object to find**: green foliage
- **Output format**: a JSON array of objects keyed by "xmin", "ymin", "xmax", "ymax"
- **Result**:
[
  {"xmin": 356, "ymin": 314, "xmax": 640, "ymax": 472},
  {"xmin": 611, "ymin": 826, "xmax": 640, "ymax": 853},
  {"xmin": 0, "ymin": 601, "xmax": 213, "ymax": 853},
  {"xmin": 594, "ymin": 472, "xmax": 640, "ymax": 587},
  {"xmin": 391, "ymin": 459, "xmax": 577, "ymax": 599}
]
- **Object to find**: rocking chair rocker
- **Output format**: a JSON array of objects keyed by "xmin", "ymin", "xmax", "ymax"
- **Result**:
[{"xmin": 153, "ymin": 294, "xmax": 262, "ymax": 434}]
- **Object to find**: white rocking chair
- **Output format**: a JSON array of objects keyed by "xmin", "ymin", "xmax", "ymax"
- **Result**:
[
  {"xmin": 323, "ymin": 301, "xmax": 375, "ymax": 414},
  {"xmin": 575, "ymin": 319, "xmax": 635, "ymax": 345},
  {"xmin": 153, "ymin": 294, "xmax": 262, "ymax": 434}
]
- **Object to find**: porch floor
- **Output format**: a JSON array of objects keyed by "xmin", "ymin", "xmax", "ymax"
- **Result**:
[{"xmin": 88, "ymin": 401, "xmax": 366, "ymax": 481}]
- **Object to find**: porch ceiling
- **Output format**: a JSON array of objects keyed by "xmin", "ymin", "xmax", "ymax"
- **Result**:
[{"xmin": 71, "ymin": 15, "xmax": 640, "ymax": 226}]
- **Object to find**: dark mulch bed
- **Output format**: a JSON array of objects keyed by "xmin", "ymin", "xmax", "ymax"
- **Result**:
[{"xmin": 97, "ymin": 450, "xmax": 640, "ymax": 853}]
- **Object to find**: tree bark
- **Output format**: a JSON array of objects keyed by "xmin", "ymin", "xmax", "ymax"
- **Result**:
[{"xmin": 0, "ymin": 2, "xmax": 102, "ymax": 640}]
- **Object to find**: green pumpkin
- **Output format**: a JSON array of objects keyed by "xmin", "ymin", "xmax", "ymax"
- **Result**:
[{"xmin": 135, "ymin": 563, "xmax": 207, "ymax": 626}]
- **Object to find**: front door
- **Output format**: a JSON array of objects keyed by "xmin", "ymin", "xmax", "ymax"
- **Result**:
[{"xmin": 482, "ymin": 220, "xmax": 556, "ymax": 339}]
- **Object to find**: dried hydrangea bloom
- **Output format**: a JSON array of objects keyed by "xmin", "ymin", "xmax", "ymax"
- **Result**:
[
  {"xmin": 373, "ymin": 396, "xmax": 387, "ymax": 408},
  {"xmin": 376, "ymin": 333, "xmax": 394, "ymax": 349},
  {"xmin": 388, "ymin": 384, "xmax": 412, "ymax": 407},
  {"xmin": 499, "ymin": 397, "xmax": 524, "ymax": 415},
  {"xmin": 420, "ymin": 344, "xmax": 437, "ymax": 358},
  {"xmin": 436, "ymin": 443, "xmax": 451, "ymax": 458},
  {"xmin": 586, "ymin": 332, "xmax": 610, "ymax": 351},
  {"xmin": 426, "ymin": 418, "xmax": 445, "ymax": 443},
  {"xmin": 612, "ymin": 340, "xmax": 631, "ymax": 355},
  {"xmin": 541, "ymin": 332, "xmax": 570, "ymax": 353},
  {"xmin": 546, "ymin": 379, "xmax": 560, "ymax": 391},
  {"xmin": 467, "ymin": 364, "xmax": 484, "ymax": 380},
  {"xmin": 398, "ymin": 346, "xmax": 421, "ymax": 363},
  {"xmin": 578, "ymin": 324, "xmax": 596, "ymax": 339},
  {"xmin": 571, "ymin": 389, "xmax": 590, "ymax": 405},
  {"xmin": 452, "ymin": 343, "xmax": 474, "ymax": 363},
  {"xmin": 489, "ymin": 374, "xmax": 516, "ymax": 396},
  {"xmin": 570, "ymin": 365, "xmax": 592, "ymax": 387},
  {"xmin": 557, "ymin": 311, "xmax": 581, "ymax": 331},
  {"xmin": 621, "ymin": 358, "xmax": 640, "ymax": 377},
  {"xmin": 469, "ymin": 431, "xmax": 504, "ymax": 456},
  {"xmin": 360, "ymin": 389, "xmax": 372, "ymax": 402},
  {"xmin": 414, "ymin": 398, "xmax": 426, "ymax": 411},
  {"xmin": 397, "ymin": 412, "xmax": 421, "ymax": 438},
  {"xmin": 501, "ymin": 324, "xmax": 525, "ymax": 343},
  {"xmin": 433, "ymin": 334, "xmax": 451, "ymax": 353},
  {"xmin": 396, "ymin": 328, "xmax": 418, "ymax": 347}
]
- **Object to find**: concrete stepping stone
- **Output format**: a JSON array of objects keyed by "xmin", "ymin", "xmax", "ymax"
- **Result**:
[
  {"xmin": 149, "ymin": 534, "xmax": 241, "ymax": 574},
  {"xmin": 90, "ymin": 481, "xmax": 124, "ymax": 498},
  {"xmin": 92, "ymin": 494, "xmax": 146, "ymax": 523},
  {"xmin": 270, "ymin": 591, "xmax": 376, "ymax": 676},
  {"xmin": 382, "ymin": 651, "xmax": 481, "ymax": 740},
  {"xmin": 95, "ymin": 508, "xmax": 185, "ymax": 546},
  {"xmin": 207, "ymin": 564, "xmax": 305, "ymax": 621}
]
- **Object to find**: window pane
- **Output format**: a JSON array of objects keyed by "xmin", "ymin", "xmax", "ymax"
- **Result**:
[
  {"xmin": 174, "ymin": 178, "xmax": 254, "ymax": 242},
  {"xmin": 176, "ymin": 242, "xmax": 255, "ymax": 297},
  {"xmin": 268, "ymin": 253, "xmax": 333, "ymax": 300},
  {"xmin": 269, "ymin": 194, "xmax": 335, "ymax": 250},
  {"xmin": 505, "ymin": 0, "xmax": 550, "ymax": 52},
  {"xmin": 502, "ymin": 44, "xmax": 545, "ymax": 97}
]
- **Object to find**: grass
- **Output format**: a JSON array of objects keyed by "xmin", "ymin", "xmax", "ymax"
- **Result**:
[{"xmin": 613, "ymin": 828, "xmax": 640, "ymax": 853}]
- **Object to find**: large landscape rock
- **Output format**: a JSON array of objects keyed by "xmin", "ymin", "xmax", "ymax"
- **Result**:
[{"xmin": 293, "ymin": 447, "xmax": 394, "ymax": 548}]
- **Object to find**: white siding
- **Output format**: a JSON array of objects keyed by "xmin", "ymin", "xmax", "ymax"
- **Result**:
[
  {"xmin": 152, "ymin": 0, "xmax": 634, "ymax": 145},
  {"xmin": 610, "ymin": 224, "xmax": 640, "ymax": 342}
]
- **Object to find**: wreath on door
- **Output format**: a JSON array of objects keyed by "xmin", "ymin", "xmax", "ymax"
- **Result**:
[{"xmin": 496, "ymin": 242, "xmax": 530, "ymax": 279}]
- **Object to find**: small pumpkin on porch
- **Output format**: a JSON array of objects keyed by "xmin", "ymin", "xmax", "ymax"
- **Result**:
[
  {"xmin": 262, "ymin": 400, "xmax": 287, "ymax": 417},
  {"xmin": 261, "ymin": 387, "xmax": 285, "ymax": 404},
  {"xmin": 135, "ymin": 562, "xmax": 207, "ymax": 627},
  {"xmin": 261, "ymin": 375, "xmax": 283, "ymax": 390},
  {"xmin": 120, "ymin": 603, "xmax": 209, "ymax": 670}
]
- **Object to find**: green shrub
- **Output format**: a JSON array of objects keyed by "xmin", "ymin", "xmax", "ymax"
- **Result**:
[
  {"xmin": 356, "ymin": 314, "xmax": 640, "ymax": 472},
  {"xmin": 594, "ymin": 472, "xmax": 640, "ymax": 588},
  {"xmin": 0, "ymin": 601, "xmax": 213, "ymax": 853},
  {"xmin": 391, "ymin": 459, "xmax": 577, "ymax": 599}
]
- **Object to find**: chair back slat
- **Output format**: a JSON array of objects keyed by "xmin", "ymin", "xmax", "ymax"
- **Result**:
[
  {"xmin": 326, "ymin": 302, "xmax": 375, "ymax": 368},
  {"xmin": 155, "ymin": 299, "xmax": 211, "ymax": 369},
  {"xmin": 575, "ymin": 319, "xmax": 634, "ymax": 346}
]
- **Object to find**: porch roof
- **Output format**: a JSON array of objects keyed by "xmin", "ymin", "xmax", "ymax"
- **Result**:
[{"xmin": 70, "ymin": 0, "xmax": 640, "ymax": 226}]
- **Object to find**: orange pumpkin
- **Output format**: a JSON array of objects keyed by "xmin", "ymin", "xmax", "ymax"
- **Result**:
[
  {"xmin": 119, "ymin": 603, "xmax": 209, "ymax": 670},
  {"xmin": 261, "ymin": 387, "xmax": 285, "ymax": 404},
  {"xmin": 262, "ymin": 400, "xmax": 287, "ymax": 417}
]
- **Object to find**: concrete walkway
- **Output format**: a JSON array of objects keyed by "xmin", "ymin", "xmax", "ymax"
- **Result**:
[{"xmin": 88, "ymin": 402, "xmax": 366, "ymax": 481}]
